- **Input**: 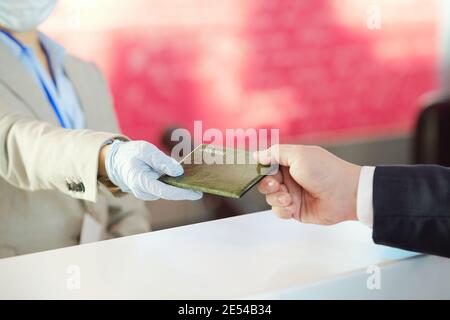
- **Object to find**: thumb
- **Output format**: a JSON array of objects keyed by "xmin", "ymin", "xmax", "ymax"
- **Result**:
[
  {"xmin": 254, "ymin": 144, "xmax": 299, "ymax": 167},
  {"xmin": 144, "ymin": 149, "xmax": 184, "ymax": 177}
]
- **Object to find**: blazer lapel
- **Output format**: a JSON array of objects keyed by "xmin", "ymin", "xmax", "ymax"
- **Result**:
[{"xmin": 0, "ymin": 41, "xmax": 61, "ymax": 125}]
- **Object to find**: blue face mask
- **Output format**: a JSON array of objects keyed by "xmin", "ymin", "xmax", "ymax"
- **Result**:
[{"xmin": 0, "ymin": 0, "xmax": 57, "ymax": 32}]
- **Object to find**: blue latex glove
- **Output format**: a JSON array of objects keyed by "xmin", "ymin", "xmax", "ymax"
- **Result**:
[{"xmin": 105, "ymin": 140, "xmax": 202, "ymax": 201}]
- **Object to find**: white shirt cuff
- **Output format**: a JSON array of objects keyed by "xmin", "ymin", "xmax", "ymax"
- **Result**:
[{"xmin": 356, "ymin": 166, "xmax": 375, "ymax": 228}]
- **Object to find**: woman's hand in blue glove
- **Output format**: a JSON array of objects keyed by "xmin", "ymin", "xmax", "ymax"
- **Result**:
[{"xmin": 101, "ymin": 140, "xmax": 202, "ymax": 201}]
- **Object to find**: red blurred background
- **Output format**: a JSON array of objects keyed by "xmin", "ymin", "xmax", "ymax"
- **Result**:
[{"xmin": 41, "ymin": 0, "xmax": 439, "ymax": 148}]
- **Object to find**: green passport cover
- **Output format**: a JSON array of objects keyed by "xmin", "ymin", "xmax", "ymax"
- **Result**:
[{"xmin": 158, "ymin": 144, "xmax": 270, "ymax": 198}]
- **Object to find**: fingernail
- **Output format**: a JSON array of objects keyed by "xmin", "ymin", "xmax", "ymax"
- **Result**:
[
  {"xmin": 283, "ymin": 205, "xmax": 293, "ymax": 214},
  {"xmin": 278, "ymin": 194, "xmax": 290, "ymax": 205}
]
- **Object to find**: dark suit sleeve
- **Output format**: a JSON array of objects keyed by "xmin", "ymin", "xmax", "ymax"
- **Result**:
[{"xmin": 373, "ymin": 165, "xmax": 450, "ymax": 258}]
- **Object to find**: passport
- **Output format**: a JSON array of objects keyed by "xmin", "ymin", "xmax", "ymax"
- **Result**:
[{"xmin": 158, "ymin": 144, "xmax": 271, "ymax": 198}]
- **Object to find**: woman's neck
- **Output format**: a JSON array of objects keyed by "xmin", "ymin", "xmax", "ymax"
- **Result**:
[
  {"xmin": 0, "ymin": 27, "xmax": 42, "ymax": 53},
  {"xmin": 1, "ymin": 28, "xmax": 52, "ymax": 78},
  {"xmin": 11, "ymin": 29, "xmax": 41, "ymax": 52}
]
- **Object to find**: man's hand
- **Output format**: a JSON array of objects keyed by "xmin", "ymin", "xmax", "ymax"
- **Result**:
[
  {"xmin": 255, "ymin": 145, "xmax": 361, "ymax": 225},
  {"xmin": 99, "ymin": 140, "xmax": 202, "ymax": 201}
]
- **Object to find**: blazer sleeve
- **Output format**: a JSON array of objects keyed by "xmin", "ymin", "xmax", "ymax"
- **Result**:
[
  {"xmin": 0, "ymin": 110, "xmax": 125, "ymax": 202},
  {"xmin": 372, "ymin": 165, "xmax": 450, "ymax": 258}
]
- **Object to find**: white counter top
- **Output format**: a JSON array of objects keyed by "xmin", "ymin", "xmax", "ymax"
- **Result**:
[{"xmin": 0, "ymin": 210, "xmax": 447, "ymax": 299}]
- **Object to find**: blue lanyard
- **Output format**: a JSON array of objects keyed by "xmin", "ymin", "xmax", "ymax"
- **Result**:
[{"xmin": 0, "ymin": 30, "xmax": 67, "ymax": 128}]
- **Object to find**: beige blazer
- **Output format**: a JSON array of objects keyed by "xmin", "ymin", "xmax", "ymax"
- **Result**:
[{"xmin": 0, "ymin": 39, "xmax": 150, "ymax": 258}]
